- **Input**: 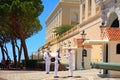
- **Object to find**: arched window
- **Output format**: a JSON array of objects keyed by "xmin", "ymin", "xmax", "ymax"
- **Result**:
[
  {"xmin": 71, "ymin": 13, "xmax": 78, "ymax": 25},
  {"xmin": 83, "ymin": 49, "xmax": 87, "ymax": 57},
  {"xmin": 116, "ymin": 44, "xmax": 120, "ymax": 54}
]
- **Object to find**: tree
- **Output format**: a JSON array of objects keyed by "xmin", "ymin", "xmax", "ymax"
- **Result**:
[
  {"xmin": 0, "ymin": 34, "xmax": 11, "ymax": 60},
  {"xmin": 0, "ymin": 0, "xmax": 44, "ymax": 66},
  {"xmin": 0, "ymin": 19, "xmax": 11, "ymax": 61}
]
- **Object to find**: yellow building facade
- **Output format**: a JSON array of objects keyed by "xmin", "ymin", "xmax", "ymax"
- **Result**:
[
  {"xmin": 46, "ymin": 0, "xmax": 80, "ymax": 44},
  {"xmin": 38, "ymin": 0, "xmax": 120, "ymax": 77},
  {"xmin": 39, "ymin": 0, "xmax": 102, "ymax": 70},
  {"xmin": 40, "ymin": 0, "xmax": 101, "ymax": 69}
]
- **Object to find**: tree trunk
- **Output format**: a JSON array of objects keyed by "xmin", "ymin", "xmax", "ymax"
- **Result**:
[
  {"xmin": 19, "ymin": 33, "xmax": 29, "ymax": 60},
  {"xmin": 15, "ymin": 20, "xmax": 29, "ymax": 60},
  {"xmin": 4, "ymin": 44, "xmax": 11, "ymax": 60},
  {"xmin": 9, "ymin": 15, "xmax": 29, "ymax": 61},
  {"xmin": 18, "ymin": 43, "xmax": 22, "ymax": 66},
  {"xmin": 10, "ymin": 33, "xmax": 17, "ymax": 68}
]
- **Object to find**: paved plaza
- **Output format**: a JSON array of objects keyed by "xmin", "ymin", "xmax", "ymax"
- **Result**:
[{"xmin": 0, "ymin": 69, "xmax": 120, "ymax": 80}]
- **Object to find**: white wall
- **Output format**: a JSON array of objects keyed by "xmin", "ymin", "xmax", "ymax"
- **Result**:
[{"xmin": 108, "ymin": 42, "xmax": 120, "ymax": 77}]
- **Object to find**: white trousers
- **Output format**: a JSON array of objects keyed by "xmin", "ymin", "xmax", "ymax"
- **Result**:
[
  {"xmin": 45, "ymin": 62, "xmax": 50, "ymax": 73},
  {"xmin": 69, "ymin": 62, "xmax": 73, "ymax": 76},
  {"xmin": 54, "ymin": 61, "xmax": 59, "ymax": 76}
]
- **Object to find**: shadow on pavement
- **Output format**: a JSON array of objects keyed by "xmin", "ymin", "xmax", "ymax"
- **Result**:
[
  {"xmin": 73, "ymin": 76, "xmax": 81, "ymax": 78},
  {"xmin": 60, "ymin": 76, "xmax": 81, "ymax": 79}
]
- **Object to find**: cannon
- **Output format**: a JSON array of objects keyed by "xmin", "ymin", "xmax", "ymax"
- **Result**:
[{"xmin": 91, "ymin": 62, "xmax": 120, "ymax": 71}]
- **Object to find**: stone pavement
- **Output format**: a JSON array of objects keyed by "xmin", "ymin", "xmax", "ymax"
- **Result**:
[{"xmin": 0, "ymin": 69, "xmax": 120, "ymax": 80}]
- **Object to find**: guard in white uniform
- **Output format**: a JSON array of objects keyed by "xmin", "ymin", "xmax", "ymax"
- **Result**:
[
  {"xmin": 68, "ymin": 48, "xmax": 73, "ymax": 77},
  {"xmin": 43, "ymin": 51, "xmax": 51, "ymax": 74},
  {"xmin": 54, "ymin": 48, "xmax": 61, "ymax": 78}
]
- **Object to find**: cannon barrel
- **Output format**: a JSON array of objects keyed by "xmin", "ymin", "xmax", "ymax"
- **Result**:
[{"xmin": 91, "ymin": 62, "xmax": 120, "ymax": 71}]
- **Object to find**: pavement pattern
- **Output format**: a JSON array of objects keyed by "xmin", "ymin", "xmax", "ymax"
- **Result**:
[{"xmin": 0, "ymin": 69, "xmax": 120, "ymax": 80}]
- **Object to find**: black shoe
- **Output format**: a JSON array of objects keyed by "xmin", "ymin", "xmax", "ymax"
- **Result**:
[
  {"xmin": 54, "ymin": 76, "xmax": 59, "ymax": 78},
  {"xmin": 46, "ymin": 72, "xmax": 49, "ymax": 74}
]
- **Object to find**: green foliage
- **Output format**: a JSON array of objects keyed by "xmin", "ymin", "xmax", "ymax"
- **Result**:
[
  {"xmin": 0, "ymin": 19, "xmax": 11, "ymax": 45},
  {"xmin": 0, "ymin": 0, "xmax": 44, "ymax": 60},
  {"xmin": 72, "ymin": 22, "xmax": 79, "ymax": 26},
  {"xmin": 0, "ymin": 0, "xmax": 44, "ymax": 38},
  {"xmin": 53, "ymin": 25, "xmax": 73, "ymax": 36}
]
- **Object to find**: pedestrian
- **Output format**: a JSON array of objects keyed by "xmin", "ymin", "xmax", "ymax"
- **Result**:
[
  {"xmin": 54, "ymin": 48, "xmax": 61, "ymax": 78},
  {"xmin": 68, "ymin": 48, "xmax": 73, "ymax": 77},
  {"xmin": 43, "ymin": 51, "xmax": 51, "ymax": 74},
  {"xmin": 1, "ymin": 58, "xmax": 6, "ymax": 69}
]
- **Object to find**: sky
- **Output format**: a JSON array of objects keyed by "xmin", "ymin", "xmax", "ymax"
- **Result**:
[
  {"xmin": 26, "ymin": 0, "xmax": 59, "ymax": 56},
  {"xmin": 0, "ymin": 0, "xmax": 59, "ymax": 60}
]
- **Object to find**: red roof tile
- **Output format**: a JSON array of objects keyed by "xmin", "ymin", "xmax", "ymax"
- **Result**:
[{"xmin": 101, "ymin": 28, "xmax": 120, "ymax": 41}]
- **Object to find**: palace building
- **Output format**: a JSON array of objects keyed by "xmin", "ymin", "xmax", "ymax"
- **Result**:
[
  {"xmin": 46, "ymin": 0, "xmax": 80, "ymax": 44},
  {"xmin": 38, "ymin": 0, "xmax": 120, "ymax": 77}
]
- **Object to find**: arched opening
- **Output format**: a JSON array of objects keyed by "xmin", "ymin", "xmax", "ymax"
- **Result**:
[
  {"xmin": 106, "ymin": 12, "xmax": 119, "ymax": 27},
  {"xmin": 111, "ymin": 18, "xmax": 119, "ymax": 27},
  {"xmin": 83, "ymin": 49, "xmax": 87, "ymax": 57},
  {"xmin": 71, "ymin": 13, "xmax": 79, "ymax": 25}
]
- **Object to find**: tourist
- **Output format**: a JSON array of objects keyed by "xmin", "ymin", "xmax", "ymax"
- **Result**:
[{"xmin": 1, "ymin": 58, "xmax": 6, "ymax": 69}]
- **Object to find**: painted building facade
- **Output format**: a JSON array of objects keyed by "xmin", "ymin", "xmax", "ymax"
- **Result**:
[
  {"xmin": 40, "ymin": 0, "xmax": 120, "ymax": 75},
  {"xmin": 45, "ymin": 0, "xmax": 80, "ymax": 44},
  {"xmin": 38, "ymin": 0, "xmax": 102, "ymax": 70}
]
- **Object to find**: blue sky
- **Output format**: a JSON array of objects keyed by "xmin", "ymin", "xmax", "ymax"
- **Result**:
[
  {"xmin": 26, "ymin": 0, "xmax": 59, "ymax": 56},
  {"xmin": 0, "ymin": 0, "xmax": 59, "ymax": 60}
]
